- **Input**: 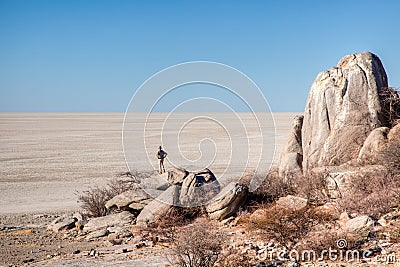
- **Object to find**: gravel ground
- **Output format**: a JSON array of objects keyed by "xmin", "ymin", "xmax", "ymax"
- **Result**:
[{"xmin": 0, "ymin": 212, "xmax": 170, "ymax": 267}]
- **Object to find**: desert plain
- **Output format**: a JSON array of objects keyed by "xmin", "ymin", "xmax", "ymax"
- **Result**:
[{"xmin": 0, "ymin": 112, "xmax": 299, "ymax": 215}]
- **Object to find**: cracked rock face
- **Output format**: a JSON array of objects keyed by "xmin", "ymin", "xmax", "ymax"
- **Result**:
[
  {"xmin": 278, "ymin": 115, "xmax": 304, "ymax": 178},
  {"xmin": 302, "ymin": 52, "xmax": 388, "ymax": 171}
]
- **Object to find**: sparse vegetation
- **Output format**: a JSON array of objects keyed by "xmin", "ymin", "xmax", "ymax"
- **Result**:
[
  {"xmin": 338, "ymin": 171, "xmax": 400, "ymax": 218},
  {"xmin": 167, "ymin": 219, "xmax": 227, "ymax": 267},
  {"xmin": 144, "ymin": 206, "xmax": 206, "ymax": 243},
  {"xmin": 77, "ymin": 172, "xmax": 143, "ymax": 217},
  {"xmin": 243, "ymin": 206, "xmax": 320, "ymax": 250},
  {"xmin": 380, "ymin": 140, "xmax": 400, "ymax": 173},
  {"xmin": 243, "ymin": 170, "xmax": 295, "ymax": 209},
  {"xmin": 379, "ymin": 87, "xmax": 400, "ymax": 127}
]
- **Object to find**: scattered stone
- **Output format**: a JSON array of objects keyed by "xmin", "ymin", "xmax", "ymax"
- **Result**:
[
  {"xmin": 220, "ymin": 216, "xmax": 235, "ymax": 225},
  {"xmin": 107, "ymin": 226, "xmax": 132, "ymax": 238},
  {"xmin": 135, "ymin": 242, "xmax": 146, "ymax": 249},
  {"xmin": 89, "ymin": 249, "xmax": 96, "ymax": 257},
  {"xmin": 72, "ymin": 249, "xmax": 80, "ymax": 254},
  {"xmin": 312, "ymin": 202, "xmax": 341, "ymax": 220}
]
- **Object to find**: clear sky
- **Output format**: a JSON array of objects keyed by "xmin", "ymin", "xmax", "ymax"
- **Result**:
[{"xmin": 1, "ymin": 0, "xmax": 399, "ymax": 112}]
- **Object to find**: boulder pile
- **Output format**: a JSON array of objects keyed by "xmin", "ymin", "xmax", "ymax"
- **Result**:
[{"xmin": 48, "ymin": 167, "xmax": 249, "ymax": 238}]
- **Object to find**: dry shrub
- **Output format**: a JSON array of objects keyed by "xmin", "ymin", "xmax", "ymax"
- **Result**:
[
  {"xmin": 167, "ymin": 218, "xmax": 227, "ymax": 267},
  {"xmin": 77, "ymin": 172, "xmax": 144, "ymax": 217},
  {"xmin": 338, "ymin": 172, "xmax": 400, "ymax": 218},
  {"xmin": 244, "ymin": 170, "xmax": 295, "ymax": 209},
  {"xmin": 379, "ymin": 87, "xmax": 400, "ymax": 127},
  {"xmin": 244, "ymin": 206, "xmax": 321, "ymax": 250},
  {"xmin": 298, "ymin": 229, "xmax": 363, "ymax": 261},
  {"xmin": 217, "ymin": 247, "xmax": 253, "ymax": 267},
  {"xmin": 291, "ymin": 172, "xmax": 330, "ymax": 205},
  {"xmin": 244, "ymin": 170, "xmax": 329, "ymax": 210},
  {"xmin": 145, "ymin": 206, "xmax": 205, "ymax": 243},
  {"xmin": 379, "ymin": 140, "xmax": 400, "ymax": 173}
]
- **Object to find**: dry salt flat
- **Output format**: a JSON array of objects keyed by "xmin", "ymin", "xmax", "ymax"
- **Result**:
[{"xmin": 0, "ymin": 112, "xmax": 300, "ymax": 214}]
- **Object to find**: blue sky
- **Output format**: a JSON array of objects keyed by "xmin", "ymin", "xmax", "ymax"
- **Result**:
[{"xmin": 1, "ymin": 0, "xmax": 399, "ymax": 112}]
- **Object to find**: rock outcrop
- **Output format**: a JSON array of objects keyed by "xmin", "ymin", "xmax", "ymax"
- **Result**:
[
  {"xmin": 180, "ymin": 169, "xmax": 220, "ymax": 206},
  {"xmin": 83, "ymin": 211, "xmax": 135, "ymax": 233},
  {"xmin": 302, "ymin": 52, "xmax": 388, "ymax": 171},
  {"xmin": 47, "ymin": 214, "xmax": 77, "ymax": 232},
  {"xmin": 136, "ymin": 186, "xmax": 180, "ymax": 227},
  {"xmin": 167, "ymin": 167, "xmax": 188, "ymax": 185},
  {"xmin": 278, "ymin": 115, "xmax": 304, "ymax": 178}
]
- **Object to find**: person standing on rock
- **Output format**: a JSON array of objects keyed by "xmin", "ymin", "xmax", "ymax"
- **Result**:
[{"xmin": 156, "ymin": 146, "xmax": 167, "ymax": 174}]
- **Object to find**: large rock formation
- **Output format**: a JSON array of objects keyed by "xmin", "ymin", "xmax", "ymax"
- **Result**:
[
  {"xmin": 280, "ymin": 52, "xmax": 390, "ymax": 176},
  {"xmin": 302, "ymin": 52, "xmax": 388, "ymax": 171}
]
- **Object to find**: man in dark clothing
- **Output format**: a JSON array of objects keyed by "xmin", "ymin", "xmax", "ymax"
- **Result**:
[{"xmin": 156, "ymin": 146, "xmax": 167, "ymax": 174}]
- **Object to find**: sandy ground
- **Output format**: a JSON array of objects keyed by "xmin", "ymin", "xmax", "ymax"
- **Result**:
[{"xmin": 0, "ymin": 112, "xmax": 299, "ymax": 214}]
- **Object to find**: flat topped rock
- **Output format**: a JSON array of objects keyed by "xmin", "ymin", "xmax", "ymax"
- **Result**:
[
  {"xmin": 84, "ymin": 211, "xmax": 135, "ymax": 233},
  {"xmin": 105, "ymin": 189, "xmax": 153, "ymax": 211}
]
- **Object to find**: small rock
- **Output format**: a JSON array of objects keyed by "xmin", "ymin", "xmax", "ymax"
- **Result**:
[
  {"xmin": 72, "ymin": 249, "xmax": 80, "ymax": 254},
  {"xmin": 342, "ymin": 215, "xmax": 374, "ymax": 235},
  {"xmin": 275, "ymin": 195, "xmax": 307, "ymax": 211},
  {"xmin": 220, "ymin": 216, "xmax": 235, "ymax": 225},
  {"xmin": 89, "ymin": 249, "xmax": 96, "ymax": 257},
  {"xmin": 144, "ymin": 240, "xmax": 154, "ymax": 247},
  {"xmin": 378, "ymin": 218, "xmax": 387, "ymax": 227},
  {"xmin": 135, "ymin": 242, "xmax": 146, "ymax": 249},
  {"xmin": 47, "ymin": 214, "xmax": 77, "ymax": 232},
  {"xmin": 86, "ymin": 229, "xmax": 109, "ymax": 240}
]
